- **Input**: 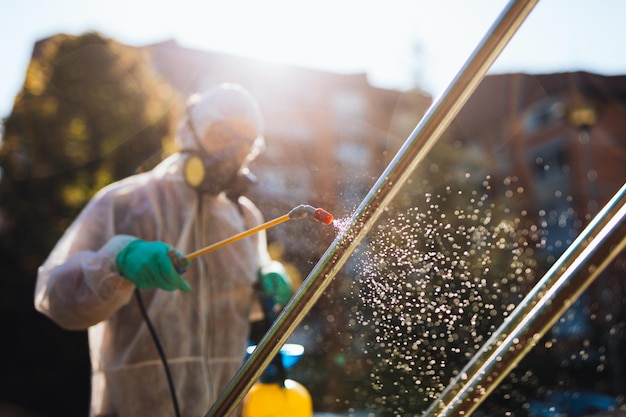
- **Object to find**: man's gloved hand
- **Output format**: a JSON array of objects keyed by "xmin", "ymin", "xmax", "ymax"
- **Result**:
[
  {"xmin": 116, "ymin": 239, "xmax": 191, "ymax": 292},
  {"xmin": 257, "ymin": 261, "xmax": 293, "ymax": 307}
]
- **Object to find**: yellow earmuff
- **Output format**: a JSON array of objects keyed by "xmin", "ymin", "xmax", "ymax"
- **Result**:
[{"xmin": 183, "ymin": 154, "xmax": 206, "ymax": 189}]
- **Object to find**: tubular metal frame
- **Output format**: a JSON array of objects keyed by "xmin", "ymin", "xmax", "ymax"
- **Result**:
[
  {"xmin": 201, "ymin": 1, "xmax": 626, "ymax": 416},
  {"xmin": 421, "ymin": 183, "xmax": 626, "ymax": 417}
]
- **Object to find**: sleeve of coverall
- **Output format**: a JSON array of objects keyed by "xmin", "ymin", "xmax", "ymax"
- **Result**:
[{"xmin": 34, "ymin": 188, "xmax": 137, "ymax": 330}]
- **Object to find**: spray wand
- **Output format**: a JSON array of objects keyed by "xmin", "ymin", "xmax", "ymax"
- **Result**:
[{"xmin": 169, "ymin": 205, "xmax": 333, "ymax": 271}]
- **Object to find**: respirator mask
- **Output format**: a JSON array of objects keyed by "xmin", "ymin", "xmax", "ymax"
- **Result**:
[
  {"xmin": 182, "ymin": 97, "xmax": 263, "ymax": 197},
  {"xmin": 183, "ymin": 146, "xmax": 257, "ymax": 196}
]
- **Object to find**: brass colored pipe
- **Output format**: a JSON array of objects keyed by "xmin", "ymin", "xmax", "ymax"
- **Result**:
[
  {"xmin": 185, "ymin": 214, "xmax": 291, "ymax": 260},
  {"xmin": 421, "ymin": 183, "xmax": 626, "ymax": 417},
  {"xmin": 185, "ymin": 205, "xmax": 332, "ymax": 261},
  {"xmin": 204, "ymin": 1, "xmax": 539, "ymax": 415}
]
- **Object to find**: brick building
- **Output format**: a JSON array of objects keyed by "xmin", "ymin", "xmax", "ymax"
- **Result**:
[
  {"xmin": 446, "ymin": 71, "xmax": 626, "ymax": 400},
  {"xmin": 146, "ymin": 42, "xmax": 625, "ymax": 267},
  {"xmin": 449, "ymin": 71, "xmax": 626, "ymax": 255}
]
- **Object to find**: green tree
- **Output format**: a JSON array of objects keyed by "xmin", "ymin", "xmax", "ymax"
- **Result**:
[
  {"xmin": 0, "ymin": 32, "xmax": 180, "ymax": 417},
  {"xmin": 1, "ymin": 31, "xmax": 180, "ymax": 264}
]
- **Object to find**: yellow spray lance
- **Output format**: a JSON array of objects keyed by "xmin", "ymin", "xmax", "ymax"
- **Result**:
[{"xmin": 168, "ymin": 204, "xmax": 334, "ymax": 271}]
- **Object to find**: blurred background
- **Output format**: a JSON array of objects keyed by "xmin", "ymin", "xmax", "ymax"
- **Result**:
[{"xmin": 1, "ymin": 1, "xmax": 626, "ymax": 416}]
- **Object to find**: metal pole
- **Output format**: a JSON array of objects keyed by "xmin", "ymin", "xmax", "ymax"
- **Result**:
[
  {"xmin": 421, "ymin": 183, "xmax": 626, "ymax": 417},
  {"xmin": 205, "ymin": 1, "xmax": 539, "ymax": 415}
]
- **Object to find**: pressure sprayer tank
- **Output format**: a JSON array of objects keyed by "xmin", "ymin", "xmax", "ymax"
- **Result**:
[{"xmin": 242, "ymin": 343, "xmax": 313, "ymax": 417}]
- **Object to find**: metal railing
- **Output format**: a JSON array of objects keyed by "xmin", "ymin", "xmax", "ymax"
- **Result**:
[{"xmin": 421, "ymin": 183, "xmax": 626, "ymax": 417}]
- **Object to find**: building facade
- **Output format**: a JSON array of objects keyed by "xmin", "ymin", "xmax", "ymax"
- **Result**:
[
  {"xmin": 451, "ymin": 71, "xmax": 626, "ymax": 257},
  {"xmin": 448, "ymin": 71, "xmax": 626, "ymax": 402}
]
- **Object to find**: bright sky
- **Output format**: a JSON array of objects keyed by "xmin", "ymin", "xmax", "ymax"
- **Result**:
[{"xmin": 2, "ymin": 0, "xmax": 626, "ymax": 120}]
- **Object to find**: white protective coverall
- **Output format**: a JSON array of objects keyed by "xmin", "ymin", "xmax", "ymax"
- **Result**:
[{"xmin": 35, "ymin": 84, "xmax": 271, "ymax": 417}]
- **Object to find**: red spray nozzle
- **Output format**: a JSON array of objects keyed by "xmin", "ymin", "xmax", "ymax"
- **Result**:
[
  {"xmin": 313, "ymin": 208, "xmax": 334, "ymax": 225},
  {"xmin": 185, "ymin": 204, "xmax": 335, "ymax": 261},
  {"xmin": 287, "ymin": 205, "xmax": 334, "ymax": 224}
]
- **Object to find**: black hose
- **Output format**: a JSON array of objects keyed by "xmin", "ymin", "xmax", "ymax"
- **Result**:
[{"xmin": 134, "ymin": 288, "xmax": 182, "ymax": 417}]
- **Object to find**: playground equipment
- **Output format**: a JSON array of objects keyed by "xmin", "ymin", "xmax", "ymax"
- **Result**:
[{"xmin": 204, "ymin": 0, "xmax": 626, "ymax": 415}]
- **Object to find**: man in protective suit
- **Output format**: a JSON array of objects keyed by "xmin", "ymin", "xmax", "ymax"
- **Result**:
[{"xmin": 35, "ymin": 83, "xmax": 290, "ymax": 417}]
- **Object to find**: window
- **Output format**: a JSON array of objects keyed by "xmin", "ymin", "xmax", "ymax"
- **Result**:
[{"xmin": 523, "ymin": 98, "xmax": 565, "ymax": 133}]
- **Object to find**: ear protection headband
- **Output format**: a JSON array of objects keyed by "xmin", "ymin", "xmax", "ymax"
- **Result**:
[{"xmin": 182, "ymin": 152, "xmax": 207, "ymax": 190}]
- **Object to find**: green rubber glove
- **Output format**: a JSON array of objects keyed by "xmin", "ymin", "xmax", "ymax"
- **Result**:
[
  {"xmin": 257, "ymin": 261, "xmax": 293, "ymax": 307},
  {"xmin": 116, "ymin": 240, "xmax": 191, "ymax": 292}
]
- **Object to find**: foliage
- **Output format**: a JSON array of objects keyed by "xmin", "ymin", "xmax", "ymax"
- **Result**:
[
  {"xmin": 0, "ymin": 32, "xmax": 180, "ymax": 417},
  {"xmin": 0, "ymin": 31, "xmax": 181, "ymax": 264}
]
